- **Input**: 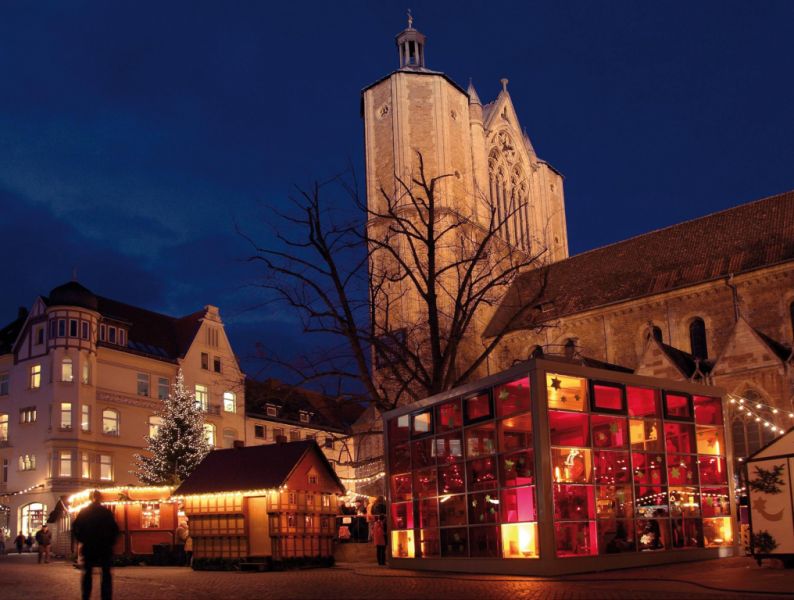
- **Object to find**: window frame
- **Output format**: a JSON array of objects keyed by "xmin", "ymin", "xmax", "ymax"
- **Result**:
[
  {"xmin": 102, "ymin": 408, "xmax": 120, "ymax": 436},
  {"xmin": 59, "ymin": 402, "xmax": 72, "ymax": 430},
  {"xmin": 663, "ymin": 391, "xmax": 694, "ymax": 422},
  {"xmin": 223, "ymin": 391, "xmax": 236, "ymax": 413},
  {"xmin": 30, "ymin": 364, "xmax": 42, "ymax": 389},
  {"xmin": 588, "ymin": 380, "xmax": 627, "ymax": 414},
  {"xmin": 137, "ymin": 373, "xmax": 150, "ymax": 397},
  {"xmin": 99, "ymin": 454, "xmax": 113, "ymax": 481},
  {"xmin": 58, "ymin": 450, "xmax": 73, "ymax": 478}
]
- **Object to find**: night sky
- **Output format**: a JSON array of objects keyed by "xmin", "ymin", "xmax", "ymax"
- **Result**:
[{"xmin": 2, "ymin": 1, "xmax": 794, "ymax": 380}]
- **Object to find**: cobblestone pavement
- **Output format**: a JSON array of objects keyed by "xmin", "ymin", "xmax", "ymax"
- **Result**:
[{"xmin": 0, "ymin": 554, "xmax": 791, "ymax": 600}]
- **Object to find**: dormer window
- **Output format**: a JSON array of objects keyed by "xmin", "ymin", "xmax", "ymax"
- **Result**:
[
  {"xmin": 299, "ymin": 411, "xmax": 310, "ymax": 424},
  {"xmin": 266, "ymin": 405, "xmax": 277, "ymax": 418},
  {"xmin": 99, "ymin": 324, "xmax": 106, "ymax": 341},
  {"xmin": 108, "ymin": 326, "xmax": 116, "ymax": 344},
  {"xmin": 118, "ymin": 329, "xmax": 126, "ymax": 347}
]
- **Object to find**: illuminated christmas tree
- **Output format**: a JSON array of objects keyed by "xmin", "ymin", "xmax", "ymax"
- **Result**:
[{"xmin": 134, "ymin": 369, "xmax": 211, "ymax": 485}]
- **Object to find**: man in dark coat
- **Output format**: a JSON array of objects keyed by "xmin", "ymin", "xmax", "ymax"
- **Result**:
[{"xmin": 73, "ymin": 491, "xmax": 119, "ymax": 600}]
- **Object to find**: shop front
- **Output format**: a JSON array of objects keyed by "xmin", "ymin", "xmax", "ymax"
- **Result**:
[{"xmin": 383, "ymin": 358, "xmax": 736, "ymax": 575}]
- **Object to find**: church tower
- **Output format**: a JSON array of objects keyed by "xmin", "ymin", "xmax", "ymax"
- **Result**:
[{"xmin": 361, "ymin": 17, "xmax": 569, "ymax": 262}]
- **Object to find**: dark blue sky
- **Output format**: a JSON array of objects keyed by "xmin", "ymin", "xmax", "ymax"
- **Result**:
[{"xmin": 2, "ymin": 1, "xmax": 794, "ymax": 380}]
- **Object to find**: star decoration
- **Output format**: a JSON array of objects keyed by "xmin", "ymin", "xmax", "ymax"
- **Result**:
[
  {"xmin": 609, "ymin": 422, "xmax": 619, "ymax": 434},
  {"xmin": 499, "ymin": 388, "xmax": 510, "ymax": 401},
  {"xmin": 671, "ymin": 467, "xmax": 681, "ymax": 479},
  {"xmin": 550, "ymin": 377, "xmax": 562, "ymax": 390}
]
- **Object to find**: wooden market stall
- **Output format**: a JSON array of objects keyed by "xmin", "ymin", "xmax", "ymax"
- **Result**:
[
  {"xmin": 746, "ymin": 426, "xmax": 794, "ymax": 566},
  {"xmin": 175, "ymin": 440, "xmax": 344, "ymax": 565}
]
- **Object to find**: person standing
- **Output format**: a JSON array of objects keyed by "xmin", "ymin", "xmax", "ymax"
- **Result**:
[
  {"xmin": 14, "ymin": 532, "xmax": 25, "ymax": 554},
  {"xmin": 371, "ymin": 514, "xmax": 387, "ymax": 566},
  {"xmin": 73, "ymin": 491, "xmax": 119, "ymax": 600},
  {"xmin": 35, "ymin": 524, "xmax": 52, "ymax": 563}
]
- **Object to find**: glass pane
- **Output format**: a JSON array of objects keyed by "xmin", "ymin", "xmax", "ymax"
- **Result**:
[
  {"xmin": 549, "ymin": 411, "xmax": 589, "ymax": 447},
  {"xmin": 637, "ymin": 518, "xmax": 670, "ymax": 551},
  {"xmin": 419, "ymin": 498, "xmax": 439, "ymax": 529},
  {"xmin": 547, "ymin": 373, "xmax": 587, "ymax": 411},
  {"xmin": 390, "ymin": 501, "xmax": 414, "ymax": 530},
  {"xmin": 598, "ymin": 519, "xmax": 635, "ymax": 554},
  {"xmin": 419, "ymin": 528, "xmax": 440, "ymax": 557},
  {"xmin": 438, "ymin": 463, "xmax": 466, "ymax": 494},
  {"xmin": 665, "ymin": 393, "xmax": 692, "ymax": 419},
  {"xmin": 700, "ymin": 487, "xmax": 730, "ymax": 517},
  {"xmin": 467, "ymin": 457, "xmax": 498, "ymax": 490},
  {"xmin": 495, "ymin": 377, "xmax": 531, "ymax": 417},
  {"xmin": 389, "ymin": 415, "xmax": 411, "ymax": 444},
  {"xmin": 438, "ymin": 494, "xmax": 467, "ymax": 526},
  {"xmin": 632, "ymin": 453, "xmax": 666, "ymax": 485},
  {"xmin": 553, "ymin": 485, "xmax": 595, "ymax": 520},
  {"xmin": 436, "ymin": 399, "xmax": 462, "ymax": 432},
  {"xmin": 465, "ymin": 392, "xmax": 492, "ymax": 422},
  {"xmin": 594, "ymin": 450, "xmax": 631, "ymax": 485},
  {"xmin": 500, "ymin": 486, "xmax": 536, "ymax": 523},
  {"xmin": 596, "ymin": 485, "xmax": 633, "ymax": 519},
  {"xmin": 669, "ymin": 487, "xmax": 700, "ymax": 517},
  {"xmin": 627, "ymin": 387, "xmax": 661, "ymax": 418},
  {"xmin": 412, "ymin": 410, "xmax": 433, "ymax": 436},
  {"xmin": 498, "ymin": 413, "xmax": 533, "ymax": 452},
  {"xmin": 413, "ymin": 468, "xmax": 437, "ymax": 498},
  {"xmin": 629, "ymin": 419, "xmax": 662, "ymax": 452},
  {"xmin": 435, "ymin": 432, "xmax": 463, "ymax": 464},
  {"xmin": 667, "ymin": 454, "xmax": 698, "ymax": 486},
  {"xmin": 703, "ymin": 517, "xmax": 733, "ymax": 547},
  {"xmin": 501, "ymin": 522, "xmax": 538, "ymax": 558},
  {"xmin": 694, "ymin": 395, "xmax": 723, "ymax": 426},
  {"xmin": 552, "ymin": 448, "xmax": 592, "ymax": 483},
  {"xmin": 411, "ymin": 438, "xmax": 435, "ymax": 469},
  {"xmin": 391, "ymin": 530, "xmax": 415, "ymax": 558},
  {"xmin": 696, "ymin": 426, "xmax": 725, "ymax": 456},
  {"xmin": 500, "ymin": 449, "xmax": 534, "ymax": 487},
  {"xmin": 670, "ymin": 518, "xmax": 703, "ymax": 548},
  {"xmin": 389, "ymin": 443, "xmax": 411, "ymax": 473},
  {"xmin": 555, "ymin": 521, "xmax": 598, "ymax": 556},
  {"xmin": 591, "ymin": 415, "xmax": 628, "ymax": 448},
  {"xmin": 468, "ymin": 492, "xmax": 500, "ymax": 525},
  {"xmin": 469, "ymin": 525, "xmax": 500, "ymax": 557},
  {"xmin": 698, "ymin": 455, "xmax": 728, "ymax": 485},
  {"xmin": 592, "ymin": 384, "xmax": 624, "ymax": 412},
  {"xmin": 465, "ymin": 423, "xmax": 496, "ymax": 458},
  {"xmin": 440, "ymin": 527, "xmax": 468, "ymax": 557},
  {"xmin": 664, "ymin": 422, "xmax": 696, "ymax": 454},
  {"xmin": 390, "ymin": 474, "xmax": 412, "ymax": 502},
  {"xmin": 635, "ymin": 485, "xmax": 669, "ymax": 518}
]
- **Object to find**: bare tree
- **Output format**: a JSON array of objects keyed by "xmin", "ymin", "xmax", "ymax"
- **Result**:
[{"xmin": 244, "ymin": 152, "xmax": 549, "ymax": 412}]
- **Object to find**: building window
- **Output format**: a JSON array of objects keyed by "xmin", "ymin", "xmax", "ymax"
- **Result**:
[
  {"xmin": 201, "ymin": 353, "xmax": 209, "ymax": 370},
  {"xmin": 137, "ymin": 373, "xmax": 150, "ymax": 397},
  {"xmin": 308, "ymin": 474, "xmax": 318, "ymax": 485},
  {"xmin": 58, "ymin": 319, "xmax": 66, "ymax": 337},
  {"xmin": 266, "ymin": 405, "xmax": 277, "ymax": 418},
  {"xmin": 118, "ymin": 329, "xmax": 126, "ymax": 347},
  {"xmin": 290, "ymin": 430, "xmax": 300, "ymax": 442},
  {"xmin": 321, "ymin": 494, "xmax": 331, "ymax": 509},
  {"xmin": 299, "ymin": 411, "xmax": 310, "ymax": 423},
  {"xmin": 30, "ymin": 364, "xmax": 41, "ymax": 389},
  {"xmin": 206, "ymin": 328, "xmax": 219, "ymax": 348},
  {"xmin": 689, "ymin": 317, "xmax": 708, "ymax": 360},
  {"xmin": 35, "ymin": 326, "xmax": 45, "ymax": 345},
  {"xmin": 81, "ymin": 321, "xmax": 89, "ymax": 340},
  {"xmin": 19, "ymin": 502, "xmax": 46, "ymax": 535},
  {"xmin": 213, "ymin": 357, "xmax": 221, "ymax": 373},
  {"xmin": 20, "ymin": 407, "xmax": 37, "ymax": 424},
  {"xmin": 324, "ymin": 436, "xmax": 334, "ymax": 449},
  {"xmin": 102, "ymin": 409, "xmax": 120, "ymax": 436},
  {"xmin": 60, "ymin": 402, "xmax": 72, "ymax": 430},
  {"xmin": 195, "ymin": 384, "xmax": 209, "ymax": 411},
  {"xmin": 81, "ymin": 452, "xmax": 90, "ymax": 479},
  {"xmin": 59, "ymin": 450, "xmax": 72, "ymax": 477},
  {"xmin": 99, "ymin": 324, "xmax": 106, "ymax": 341},
  {"xmin": 157, "ymin": 377, "xmax": 169, "ymax": 400},
  {"xmin": 223, "ymin": 392, "xmax": 236, "ymax": 413},
  {"xmin": 81, "ymin": 362, "xmax": 90, "ymax": 384},
  {"xmin": 0, "ymin": 414, "xmax": 7, "ymax": 442},
  {"xmin": 148, "ymin": 416, "xmax": 163, "ymax": 439},
  {"xmin": 69, "ymin": 319, "xmax": 78, "ymax": 337},
  {"xmin": 61, "ymin": 357, "xmax": 74, "ymax": 383},
  {"xmin": 0, "ymin": 373, "xmax": 8, "ymax": 396},
  {"xmin": 222, "ymin": 428, "xmax": 236, "ymax": 448},
  {"xmin": 49, "ymin": 320, "xmax": 57, "ymax": 340},
  {"xmin": 99, "ymin": 454, "xmax": 112, "ymax": 481},
  {"xmin": 108, "ymin": 326, "xmax": 117, "ymax": 344},
  {"xmin": 204, "ymin": 423, "xmax": 216, "ymax": 447},
  {"xmin": 651, "ymin": 326, "xmax": 663, "ymax": 343},
  {"xmin": 254, "ymin": 425, "xmax": 265, "ymax": 439},
  {"xmin": 141, "ymin": 503, "xmax": 160, "ymax": 528},
  {"xmin": 81, "ymin": 405, "xmax": 90, "ymax": 432},
  {"xmin": 288, "ymin": 493, "xmax": 296, "ymax": 505},
  {"xmin": 273, "ymin": 427, "xmax": 284, "ymax": 441},
  {"xmin": 19, "ymin": 454, "xmax": 36, "ymax": 471}
]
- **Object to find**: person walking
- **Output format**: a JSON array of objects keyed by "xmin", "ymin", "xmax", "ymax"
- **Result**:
[
  {"xmin": 73, "ymin": 490, "xmax": 119, "ymax": 600},
  {"xmin": 35, "ymin": 524, "xmax": 52, "ymax": 563},
  {"xmin": 371, "ymin": 514, "xmax": 387, "ymax": 566},
  {"xmin": 25, "ymin": 533, "xmax": 33, "ymax": 553},
  {"xmin": 14, "ymin": 532, "xmax": 25, "ymax": 554}
]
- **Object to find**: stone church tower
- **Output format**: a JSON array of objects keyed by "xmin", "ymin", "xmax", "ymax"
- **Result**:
[{"xmin": 361, "ymin": 19, "xmax": 569, "ymax": 262}]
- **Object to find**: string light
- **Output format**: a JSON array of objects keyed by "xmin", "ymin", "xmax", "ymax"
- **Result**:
[
  {"xmin": 0, "ymin": 483, "xmax": 45, "ymax": 498},
  {"xmin": 339, "ymin": 472, "xmax": 385, "ymax": 485}
]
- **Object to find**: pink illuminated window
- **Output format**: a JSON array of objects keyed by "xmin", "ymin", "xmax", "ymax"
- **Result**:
[
  {"xmin": 667, "ymin": 454, "xmax": 698, "ymax": 485},
  {"xmin": 467, "ymin": 457, "xmax": 498, "ymax": 490},
  {"xmin": 469, "ymin": 525, "xmax": 500, "ymax": 557},
  {"xmin": 411, "ymin": 438, "xmax": 434, "ymax": 469},
  {"xmin": 435, "ymin": 399, "xmax": 462, "ymax": 432},
  {"xmin": 632, "ymin": 453, "xmax": 666, "ymax": 485},
  {"xmin": 500, "ymin": 486, "xmax": 536, "ymax": 522},
  {"xmin": 627, "ymin": 387, "xmax": 661, "ymax": 418},
  {"xmin": 495, "ymin": 377, "xmax": 531, "ymax": 417},
  {"xmin": 438, "ymin": 462, "xmax": 466, "ymax": 494},
  {"xmin": 549, "ymin": 411, "xmax": 589, "ymax": 447},
  {"xmin": 555, "ymin": 521, "xmax": 598, "ymax": 557},
  {"xmin": 418, "ymin": 498, "xmax": 439, "ymax": 528},
  {"xmin": 435, "ymin": 432, "xmax": 463, "ymax": 464},
  {"xmin": 468, "ymin": 492, "xmax": 500, "ymax": 524},
  {"xmin": 500, "ymin": 449, "xmax": 534, "ymax": 487},
  {"xmin": 413, "ymin": 468, "xmax": 437, "ymax": 497},
  {"xmin": 440, "ymin": 527, "xmax": 468, "ymax": 557},
  {"xmin": 498, "ymin": 413, "xmax": 532, "ymax": 452},
  {"xmin": 596, "ymin": 484, "xmax": 633, "ymax": 519},
  {"xmin": 553, "ymin": 485, "xmax": 595, "ymax": 521},
  {"xmin": 551, "ymin": 448, "xmax": 592, "ymax": 483},
  {"xmin": 591, "ymin": 414, "xmax": 628, "ymax": 448},
  {"xmin": 663, "ymin": 422, "xmax": 696, "ymax": 454},
  {"xmin": 391, "ymin": 501, "xmax": 414, "ymax": 530},
  {"xmin": 465, "ymin": 423, "xmax": 496, "ymax": 458},
  {"xmin": 665, "ymin": 392, "xmax": 693, "ymax": 420},
  {"xmin": 669, "ymin": 487, "xmax": 700, "ymax": 517},
  {"xmin": 438, "ymin": 495, "xmax": 467, "ymax": 527},
  {"xmin": 694, "ymin": 395, "xmax": 723, "ymax": 426},
  {"xmin": 698, "ymin": 455, "xmax": 727, "ymax": 485},
  {"xmin": 465, "ymin": 392, "xmax": 492, "ymax": 423},
  {"xmin": 390, "ymin": 474, "xmax": 412, "ymax": 501},
  {"xmin": 594, "ymin": 450, "xmax": 631, "ymax": 484},
  {"xmin": 700, "ymin": 487, "xmax": 730, "ymax": 517},
  {"xmin": 591, "ymin": 383, "xmax": 625, "ymax": 412}
]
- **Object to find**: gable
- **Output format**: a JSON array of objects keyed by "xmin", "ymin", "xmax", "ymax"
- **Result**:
[
  {"xmin": 634, "ymin": 340, "xmax": 688, "ymax": 380},
  {"xmin": 711, "ymin": 318, "xmax": 787, "ymax": 377},
  {"xmin": 285, "ymin": 447, "xmax": 345, "ymax": 495},
  {"xmin": 749, "ymin": 427, "xmax": 794, "ymax": 460}
]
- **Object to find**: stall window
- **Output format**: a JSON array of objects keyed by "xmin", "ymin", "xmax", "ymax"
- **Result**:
[
  {"xmin": 412, "ymin": 410, "xmax": 433, "ymax": 437},
  {"xmin": 627, "ymin": 387, "xmax": 661, "ymax": 418},
  {"xmin": 664, "ymin": 392, "xmax": 693, "ymax": 420},
  {"xmin": 494, "ymin": 377, "xmax": 531, "ymax": 417},
  {"xmin": 435, "ymin": 399, "xmax": 462, "ymax": 432},
  {"xmin": 464, "ymin": 392, "xmax": 492, "ymax": 423},
  {"xmin": 693, "ymin": 396, "xmax": 723, "ymax": 426},
  {"xmin": 547, "ymin": 373, "xmax": 587, "ymax": 411},
  {"xmin": 590, "ymin": 382, "xmax": 625, "ymax": 413},
  {"xmin": 141, "ymin": 503, "xmax": 160, "ymax": 528}
]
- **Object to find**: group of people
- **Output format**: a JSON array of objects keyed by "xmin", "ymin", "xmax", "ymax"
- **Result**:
[{"xmin": 8, "ymin": 525, "xmax": 53, "ymax": 562}]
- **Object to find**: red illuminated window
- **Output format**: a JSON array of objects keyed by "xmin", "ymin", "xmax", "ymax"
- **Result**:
[
  {"xmin": 494, "ymin": 377, "xmax": 531, "ymax": 417},
  {"xmin": 464, "ymin": 422, "xmax": 496, "ymax": 458},
  {"xmin": 553, "ymin": 484, "xmax": 595, "ymax": 521},
  {"xmin": 413, "ymin": 468, "xmax": 437, "ymax": 497},
  {"xmin": 418, "ymin": 499, "xmax": 439, "ymax": 529},
  {"xmin": 438, "ymin": 463, "xmax": 466, "ymax": 494},
  {"xmin": 700, "ymin": 488, "xmax": 730, "ymax": 518},
  {"xmin": 555, "ymin": 521, "xmax": 597, "ymax": 557},
  {"xmin": 698, "ymin": 456, "xmax": 727, "ymax": 485},
  {"xmin": 434, "ymin": 432, "xmax": 463, "ymax": 464},
  {"xmin": 664, "ymin": 392, "xmax": 693, "ymax": 420},
  {"xmin": 593, "ymin": 450, "xmax": 631, "ymax": 484},
  {"xmin": 591, "ymin": 414, "xmax": 628, "ymax": 448},
  {"xmin": 464, "ymin": 392, "xmax": 492, "ymax": 423},
  {"xmin": 634, "ymin": 485, "xmax": 669, "ymax": 518},
  {"xmin": 435, "ymin": 399, "xmax": 462, "ymax": 432},
  {"xmin": 636, "ymin": 518, "xmax": 670, "ymax": 550},
  {"xmin": 590, "ymin": 382, "xmax": 625, "ymax": 413},
  {"xmin": 439, "ymin": 495, "xmax": 467, "ymax": 527},
  {"xmin": 411, "ymin": 438, "xmax": 434, "ymax": 469},
  {"xmin": 667, "ymin": 454, "xmax": 697, "ymax": 485},
  {"xmin": 663, "ymin": 422, "xmax": 696, "ymax": 454},
  {"xmin": 500, "ymin": 486, "xmax": 536, "ymax": 522},
  {"xmin": 468, "ymin": 492, "xmax": 500, "ymax": 524},
  {"xmin": 549, "ymin": 411, "xmax": 589, "ymax": 447},
  {"xmin": 391, "ymin": 502, "xmax": 414, "ymax": 529},
  {"xmin": 498, "ymin": 413, "xmax": 532, "ymax": 452},
  {"xmin": 596, "ymin": 484, "xmax": 633, "ymax": 519},
  {"xmin": 500, "ymin": 449, "xmax": 534, "ymax": 487},
  {"xmin": 389, "ymin": 443, "xmax": 410, "ymax": 473},
  {"xmin": 467, "ymin": 457, "xmax": 498, "ymax": 490},
  {"xmin": 670, "ymin": 518, "xmax": 703, "ymax": 548},
  {"xmin": 469, "ymin": 525, "xmax": 500, "ymax": 557},
  {"xmin": 627, "ymin": 387, "xmax": 661, "ymax": 418},
  {"xmin": 693, "ymin": 395, "xmax": 723, "ymax": 426},
  {"xmin": 390, "ymin": 474, "xmax": 412, "ymax": 502},
  {"xmin": 632, "ymin": 453, "xmax": 666, "ymax": 485},
  {"xmin": 419, "ymin": 528, "xmax": 440, "ymax": 557}
]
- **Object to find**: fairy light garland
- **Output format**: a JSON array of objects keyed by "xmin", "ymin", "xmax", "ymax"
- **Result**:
[
  {"xmin": 0, "ymin": 483, "xmax": 44, "ymax": 498},
  {"xmin": 728, "ymin": 394, "xmax": 793, "ymax": 437},
  {"xmin": 339, "ymin": 471, "xmax": 385, "ymax": 485}
]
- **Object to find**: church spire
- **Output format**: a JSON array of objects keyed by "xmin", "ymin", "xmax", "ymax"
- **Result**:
[{"xmin": 395, "ymin": 10, "xmax": 426, "ymax": 70}]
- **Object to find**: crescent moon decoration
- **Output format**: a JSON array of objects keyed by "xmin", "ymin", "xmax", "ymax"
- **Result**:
[{"xmin": 754, "ymin": 497, "xmax": 784, "ymax": 522}]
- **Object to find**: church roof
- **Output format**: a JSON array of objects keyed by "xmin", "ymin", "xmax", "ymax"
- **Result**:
[{"xmin": 486, "ymin": 190, "xmax": 794, "ymax": 336}]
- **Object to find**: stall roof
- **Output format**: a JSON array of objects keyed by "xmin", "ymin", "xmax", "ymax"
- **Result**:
[{"xmin": 746, "ymin": 426, "xmax": 794, "ymax": 461}]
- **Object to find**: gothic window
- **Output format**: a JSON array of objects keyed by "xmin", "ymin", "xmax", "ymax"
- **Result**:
[
  {"xmin": 488, "ymin": 130, "xmax": 530, "ymax": 252},
  {"xmin": 689, "ymin": 317, "xmax": 708, "ymax": 360},
  {"xmin": 651, "ymin": 326, "xmax": 663, "ymax": 343},
  {"xmin": 731, "ymin": 389, "xmax": 775, "ymax": 471}
]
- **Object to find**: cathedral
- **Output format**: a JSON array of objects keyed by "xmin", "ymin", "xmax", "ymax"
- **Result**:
[{"xmin": 359, "ymin": 17, "xmax": 794, "ymax": 478}]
